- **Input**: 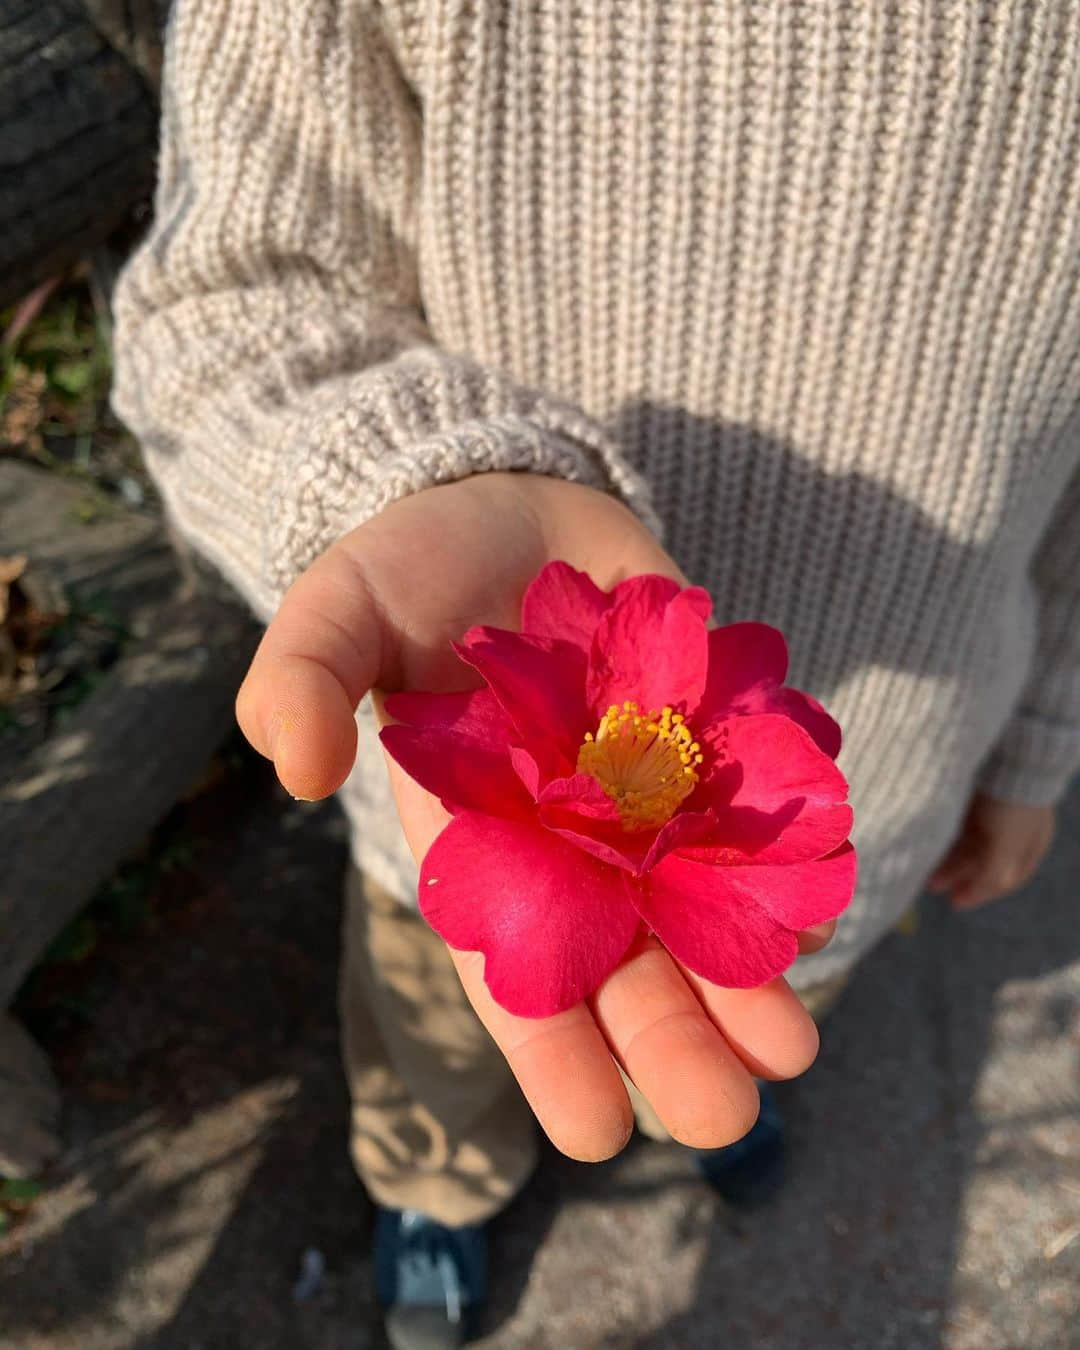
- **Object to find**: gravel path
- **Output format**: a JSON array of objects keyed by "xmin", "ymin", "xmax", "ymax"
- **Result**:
[{"xmin": 1, "ymin": 770, "xmax": 1076, "ymax": 1350}]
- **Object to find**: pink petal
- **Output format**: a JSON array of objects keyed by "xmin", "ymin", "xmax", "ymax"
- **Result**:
[
  {"xmin": 380, "ymin": 722, "xmax": 532, "ymax": 819},
  {"xmin": 455, "ymin": 627, "xmax": 588, "ymax": 774},
  {"xmin": 419, "ymin": 812, "xmax": 641, "ymax": 1017},
  {"xmin": 639, "ymin": 809, "xmax": 720, "ymax": 871},
  {"xmin": 509, "ymin": 745, "xmax": 542, "ymax": 798},
  {"xmin": 586, "ymin": 576, "xmax": 712, "ymax": 717},
  {"xmin": 696, "ymin": 623, "xmax": 841, "ymax": 758},
  {"xmin": 771, "ymin": 687, "xmax": 843, "ymax": 759},
  {"xmin": 635, "ymin": 853, "xmax": 800, "ymax": 988},
  {"xmin": 535, "ymin": 774, "xmax": 636, "ymax": 872},
  {"xmin": 383, "ymin": 688, "xmax": 503, "ymax": 735},
  {"xmin": 538, "ymin": 772, "xmax": 624, "ymax": 823},
  {"xmin": 613, "ymin": 572, "xmax": 681, "ymax": 609},
  {"xmin": 521, "ymin": 561, "xmax": 612, "ymax": 652},
  {"xmin": 692, "ymin": 800, "xmax": 854, "ymax": 867},
  {"xmin": 687, "ymin": 714, "xmax": 851, "ymax": 864},
  {"xmin": 716, "ymin": 843, "xmax": 858, "ymax": 930},
  {"xmin": 698, "ymin": 622, "xmax": 789, "ymax": 721},
  {"xmin": 381, "ymin": 688, "xmax": 530, "ymax": 816},
  {"xmin": 536, "ymin": 776, "xmax": 718, "ymax": 875}
]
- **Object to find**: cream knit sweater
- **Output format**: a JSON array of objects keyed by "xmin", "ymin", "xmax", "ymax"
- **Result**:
[{"xmin": 112, "ymin": 0, "xmax": 1080, "ymax": 988}]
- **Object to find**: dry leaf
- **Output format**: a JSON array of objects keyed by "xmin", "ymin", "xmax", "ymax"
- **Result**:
[{"xmin": 0, "ymin": 555, "xmax": 28, "ymax": 625}]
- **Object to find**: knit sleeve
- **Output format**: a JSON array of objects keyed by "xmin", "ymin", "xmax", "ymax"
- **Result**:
[
  {"xmin": 978, "ymin": 463, "xmax": 1080, "ymax": 807},
  {"xmin": 111, "ymin": 0, "xmax": 657, "ymax": 621}
]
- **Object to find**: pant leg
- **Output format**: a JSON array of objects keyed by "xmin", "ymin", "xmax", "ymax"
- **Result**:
[
  {"xmin": 339, "ymin": 868, "xmax": 538, "ymax": 1227},
  {"xmin": 626, "ymin": 974, "xmax": 852, "ymax": 1144}
]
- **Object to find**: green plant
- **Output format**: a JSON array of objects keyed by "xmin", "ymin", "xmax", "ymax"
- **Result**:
[
  {"xmin": 0, "ymin": 1177, "xmax": 43, "ymax": 1235},
  {"xmin": 1, "ymin": 277, "xmax": 146, "ymax": 493}
]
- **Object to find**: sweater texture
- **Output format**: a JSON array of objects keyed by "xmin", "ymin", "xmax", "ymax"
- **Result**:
[{"xmin": 112, "ymin": 0, "xmax": 1080, "ymax": 989}]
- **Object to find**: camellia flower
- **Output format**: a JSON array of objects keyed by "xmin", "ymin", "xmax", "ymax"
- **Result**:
[{"xmin": 381, "ymin": 563, "xmax": 856, "ymax": 1018}]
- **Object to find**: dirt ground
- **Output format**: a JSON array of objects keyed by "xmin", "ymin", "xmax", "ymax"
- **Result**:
[{"xmin": 0, "ymin": 757, "xmax": 1077, "ymax": 1350}]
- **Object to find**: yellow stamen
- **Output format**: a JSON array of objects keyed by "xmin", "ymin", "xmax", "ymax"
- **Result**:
[{"xmin": 577, "ymin": 702, "xmax": 704, "ymax": 832}]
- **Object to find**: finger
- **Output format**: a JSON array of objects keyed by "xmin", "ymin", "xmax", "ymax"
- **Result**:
[
  {"xmin": 450, "ymin": 947, "xmax": 633, "ymax": 1162},
  {"xmin": 797, "ymin": 919, "xmax": 836, "ymax": 955},
  {"xmin": 939, "ymin": 862, "xmax": 980, "ymax": 903},
  {"xmin": 951, "ymin": 879, "xmax": 999, "ymax": 910},
  {"xmin": 950, "ymin": 862, "xmax": 1011, "ymax": 910},
  {"xmin": 928, "ymin": 839, "xmax": 978, "ymax": 892},
  {"xmin": 927, "ymin": 863, "xmax": 961, "ymax": 892},
  {"xmin": 681, "ymin": 970, "xmax": 821, "ymax": 1080},
  {"xmin": 589, "ymin": 938, "xmax": 760, "ymax": 1149},
  {"xmin": 236, "ymin": 543, "xmax": 384, "ymax": 798},
  {"xmin": 931, "ymin": 857, "xmax": 980, "ymax": 893},
  {"xmin": 952, "ymin": 827, "xmax": 1044, "ymax": 909}
]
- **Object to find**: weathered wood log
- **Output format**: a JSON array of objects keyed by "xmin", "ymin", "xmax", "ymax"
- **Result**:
[
  {"xmin": 82, "ymin": 0, "xmax": 170, "ymax": 89},
  {"xmin": 0, "ymin": 1012, "xmax": 60, "ymax": 1178},
  {"xmin": 0, "ymin": 462, "xmax": 257, "ymax": 1171},
  {"xmin": 1, "ymin": 593, "xmax": 256, "ymax": 1007},
  {"xmin": 0, "ymin": 463, "xmax": 172, "ymax": 617},
  {"xmin": 0, "ymin": 0, "xmax": 162, "ymax": 308}
]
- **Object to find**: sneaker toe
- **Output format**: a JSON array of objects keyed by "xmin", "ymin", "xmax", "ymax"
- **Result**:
[{"xmin": 385, "ymin": 1302, "xmax": 468, "ymax": 1350}]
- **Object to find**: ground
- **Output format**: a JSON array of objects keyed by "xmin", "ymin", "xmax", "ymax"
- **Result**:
[{"xmin": 0, "ymin": 752, "xmax": 1076, "ymax": 1350}]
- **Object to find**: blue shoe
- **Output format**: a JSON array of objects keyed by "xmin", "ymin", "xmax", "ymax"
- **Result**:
[
  {"xmin": 374, "ymin": 1207, "xmax": 487, "ymax": 1349},
  {"xmin": 692, "ymin": 1083, "xmax": 787, "ymax": 1208}
]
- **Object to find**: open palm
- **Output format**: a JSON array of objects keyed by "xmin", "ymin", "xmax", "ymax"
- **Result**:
[{"xmin": 237, "ymin": 473, "xmax": 831, "ymax": 1160}]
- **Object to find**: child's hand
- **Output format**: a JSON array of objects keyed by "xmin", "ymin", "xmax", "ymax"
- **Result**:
[
  {"xmin": 236, "ymin": 473, "xmax": 833, "ymax": 1161},
  {"xmin": 928, "ymin": 792, "xmax": 1055, "ymax": 910}
]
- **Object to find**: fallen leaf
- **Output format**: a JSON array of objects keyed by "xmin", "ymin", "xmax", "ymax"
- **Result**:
[{"xmin": 0, "ymin": 554, "xmax": 28, "ymax": 625}]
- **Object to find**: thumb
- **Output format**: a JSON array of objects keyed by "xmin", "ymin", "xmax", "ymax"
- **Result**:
[
  {"xmin": 236, "ymin": 538, "xmax": 388, "ymax": 800},
  {"xmin": 234, "ymin": 471, "xmax": 550, "ymax": 800}
]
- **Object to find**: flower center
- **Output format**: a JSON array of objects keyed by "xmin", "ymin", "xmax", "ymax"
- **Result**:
[{"xmin": 577, "ymin": 701, "xmax": 704, "ymax": 832}]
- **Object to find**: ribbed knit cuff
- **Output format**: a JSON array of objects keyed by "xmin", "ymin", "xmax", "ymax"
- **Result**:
[
  {"xmin": 976, "ymin": 712, "xmax": 1080, "ymax": 807},
  {"xmin": 268, "ymin": 411, "xmax": 662, "ymax": 601}
]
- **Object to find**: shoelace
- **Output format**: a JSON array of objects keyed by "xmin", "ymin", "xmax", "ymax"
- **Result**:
[
  {"xmin": 437, "ymin": 1251, "xmax": 463, "ymax": 1325},
  {"xmin": 400, "ymin": 1211, "xmax": 465, "ymax": 1324}
]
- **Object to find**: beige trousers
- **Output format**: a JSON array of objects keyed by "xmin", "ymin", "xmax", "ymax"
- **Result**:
[{"xmin": 340, "ymin": 868, "xmax": 846, "ymax": 1226}]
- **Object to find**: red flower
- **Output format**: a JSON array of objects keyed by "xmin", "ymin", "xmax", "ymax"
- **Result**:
[{"xmin": 381, "ymin": 563, "xmax": 856, "ymax": 1018}]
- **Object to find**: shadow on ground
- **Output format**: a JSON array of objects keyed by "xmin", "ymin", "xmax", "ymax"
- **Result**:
[{"xmin": 0, "ymin": 766, "xmax": 1076, "ymax": 1350}]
